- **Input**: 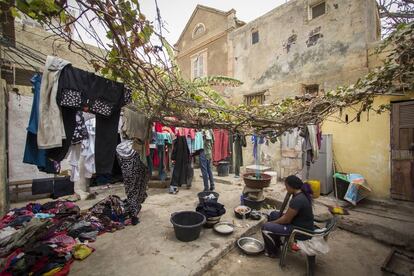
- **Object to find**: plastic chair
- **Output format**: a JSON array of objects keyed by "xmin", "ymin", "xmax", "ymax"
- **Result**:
[{"xmin": 279, "ymin": 216, "xmax": 338, "ymax": 276}]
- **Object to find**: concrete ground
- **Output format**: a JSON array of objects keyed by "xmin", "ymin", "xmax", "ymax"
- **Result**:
[
  {"xmin": 205, "ymin": 229, "xmax": 391, "ymax": 276},
  {"xmin": 68, "ymin": 179, "xmax": 264, "ymax": 276},
  {"xmin": 9, "ymin": 170, "xmax": 413, "ymax": 276}
]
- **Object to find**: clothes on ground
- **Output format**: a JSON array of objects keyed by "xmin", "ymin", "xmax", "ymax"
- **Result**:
[
  {"xmin": 116, "ymin": 140, "xmax": 149, "ymax": 217},
  {"xmin": 0, "ymin": 196, "xmax": 135, "ymax": 275},
  {"xmin": 37, "ymin": 56, "xmax": 71, "ymax": 149}
]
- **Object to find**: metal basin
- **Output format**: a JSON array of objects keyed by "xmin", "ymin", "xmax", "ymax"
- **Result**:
[
  {"xmin": 213, "ymin": 222, "xmax": 234, "ymax": 235},
  {"xmin": 237, "ymin": 237, "xmax": 264, "ymax": 255}
]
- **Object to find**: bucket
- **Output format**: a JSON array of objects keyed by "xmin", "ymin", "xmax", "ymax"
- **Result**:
[
  {"xmin": 197, "ymin": 191, "xmax": 219, "ymax": 204},
  {"xmin": 170, "ymin": 211, "xmax": 206, "ymax": 242},
  {"xmin": 307, "ymin": 180, "xmax": 321, "ymax": 198},
  {"xmin": 217, "ymin": 161, "xmax": 230, "ymax": 177}
]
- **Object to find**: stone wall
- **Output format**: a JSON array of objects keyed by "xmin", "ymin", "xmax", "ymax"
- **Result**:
[{"xmin": 226, "ymin": 0, "xmax": 381, "ymax": 179}]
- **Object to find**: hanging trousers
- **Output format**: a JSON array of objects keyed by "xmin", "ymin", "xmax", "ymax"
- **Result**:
[
  {"xmin": 47, "ymin": 108, "xmax": 121, "ymax": 175},
  {"xmin": 200, "ymin": 150, "xmax": 215, "ymax": 191},
  {"xmin": 117, "ymin": 152, "xmax": 149, "ymax": 217}
]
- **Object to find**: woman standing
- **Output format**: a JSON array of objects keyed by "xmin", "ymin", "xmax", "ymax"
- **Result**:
[
  {"xmin": 261, "ymin": 175, "xmax": 314, "ymax": 257},
  {"xmin": 116, "ymin": 140, "xmax": 149, "ymax": 225}
]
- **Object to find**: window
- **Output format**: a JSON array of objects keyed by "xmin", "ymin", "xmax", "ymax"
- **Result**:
[
  {"xmin": 252, "ymin": 31, "xmax": 259, "ymax": 45},
  {"xmin": 303, "ymin": 84, "xmax": 319, "ymax": 96},
  {"xmin": 244, "ymin": 92, "xmax": 265, "ymax": 105},
  {"xmin": 191, "ymin": 51, "xmax": 207, "ymax": 79},
  {"xmin": 311, "ymin": 2, "xmax": 326, "ymax": 19},
  {"xmin": 192, "ymin": 23, "xmax": 206, "ymax": 39}
]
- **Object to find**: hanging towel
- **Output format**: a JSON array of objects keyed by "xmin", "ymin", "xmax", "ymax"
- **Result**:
[{"xmin": 37, "ymin": 56, "xmax": 71, "ymax": 149}]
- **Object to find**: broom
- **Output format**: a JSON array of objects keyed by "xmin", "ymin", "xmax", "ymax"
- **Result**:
[{"xmin": 329, "ymin": 156, "xmax": 348, "ymax": 215}]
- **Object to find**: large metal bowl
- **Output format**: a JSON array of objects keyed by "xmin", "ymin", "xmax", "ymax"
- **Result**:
[{"xmin": 237, "ymin": 237, "xmax": 264, "ymax": 255}]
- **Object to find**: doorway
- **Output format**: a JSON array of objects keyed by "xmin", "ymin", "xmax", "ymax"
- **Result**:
[{"xmin": 391, "ymin": 100, "xmax": 414, "ymax": 201}]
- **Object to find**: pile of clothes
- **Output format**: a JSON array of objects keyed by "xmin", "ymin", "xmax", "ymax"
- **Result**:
[{"xmin": 0, "ymin": 195, "xmax": 129, "ymax": 275}]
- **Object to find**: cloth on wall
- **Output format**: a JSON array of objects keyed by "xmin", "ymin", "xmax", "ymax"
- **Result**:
[
  {"xmin": 116, "ymin": 140, "xmax": 149, "ymax": 217},
  {"xmin": 23, "ymin": 74, "xmax": 59, "ymax": 174},
  {"xmin": 45, "ymin": 64, "xmax": 130, "ymax": 175},
  {"xmin": 37, "ymin": 56, "xmax": 71, "ymax": 149},
  {"xmin": 212, "ymin": 129, "xmax": 229, "ymax": 164},
  {"xmin": 170, "ymin": 136, "xmax": 191, "ymax": 187}
]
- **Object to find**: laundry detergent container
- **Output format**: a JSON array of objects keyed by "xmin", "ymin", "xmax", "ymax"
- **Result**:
[{"xmin": 170, "ymin": 211, "xmax": 206, "ymax": 242}]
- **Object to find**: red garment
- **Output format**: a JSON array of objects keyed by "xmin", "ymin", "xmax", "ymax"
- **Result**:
[
  {"xmin": 154, "ymin": 122, "xmax": 163, "ymax": 133},
  {"xmin": 145, "ymin": 141, "xmax": 150, "ymax": 157},
  {"xmin": 212, "ymin": 129, "xmax": 229, "ymax": 163},
  {"xmin": 153, "ymin": 147, "xmax": 159, "ymax": 167}
]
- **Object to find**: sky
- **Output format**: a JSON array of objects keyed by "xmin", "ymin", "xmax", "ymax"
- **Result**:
[{"xmin": 140, "ymin": 1, "xmax": 288, "ymax": 44}]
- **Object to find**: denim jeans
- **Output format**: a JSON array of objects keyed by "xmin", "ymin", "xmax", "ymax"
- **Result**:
[
  {"xmin": 200, "ymin": 150, "xmax": 214, "ymax": 190},
  {"xmin": 261, "ymin": 211, "xmax": 293, "ymax": 255}
]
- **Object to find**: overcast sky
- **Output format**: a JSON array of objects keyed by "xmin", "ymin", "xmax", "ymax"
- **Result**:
[{"xmin": 140, "ymin": 1, "xmax": 288, "ymax": 44}]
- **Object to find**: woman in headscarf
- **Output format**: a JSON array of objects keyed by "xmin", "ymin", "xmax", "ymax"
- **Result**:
[{"xmin": 261, "ymin": 175, "xmax": 314, "ymax": 257}]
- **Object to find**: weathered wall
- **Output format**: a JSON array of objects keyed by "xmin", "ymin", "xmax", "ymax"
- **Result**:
[
  {"xmin": 322, "ymin": 41, "xmax": 410, "ymax": 199},
  {"xmin": 175, "ymin": 6, "xmax": 241, "ymax": 82},
  {"xmin": 0, "ymin": 79, "xmax": 7, "ymax": 215},
  {"xmin": 227, "ymin": 0, "xmax": 380, "ymax": 103},
  {"xmin": 227, "ymin": 0, "xmax": 381, "ymax": 182},
  {"xmin": 177, "ymin": 34, "xmax": 229, "ymax": 80},
  {"xmin": 323, "ymin": 94, "xmax": 414, "ymax": 198}
]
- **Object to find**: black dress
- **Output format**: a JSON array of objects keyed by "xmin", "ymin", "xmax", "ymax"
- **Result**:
[{"xmin": 170, "ymin": 136, "xmax": 191, "ymax": 187}]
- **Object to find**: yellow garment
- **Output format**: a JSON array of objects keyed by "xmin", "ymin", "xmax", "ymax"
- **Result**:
[
  {"xmin": 42, "ymin": 267, "xmax": 62, "ymax": 276},
  {"xmin": 73, "ymin": 244, "xmax": 93, "ymax": 260}
]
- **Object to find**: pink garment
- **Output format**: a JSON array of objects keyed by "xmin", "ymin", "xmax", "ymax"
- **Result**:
[
  {"xmin": 212, "ymin": 129, "xmax": 229, "ymax": 164},
  {"xmin": 175, "ymin": 128, "xmax": 195, "ymax": 139},
  {"xmin": 46, "ymin": 233, "xmax": 76, "ymax": 245}
]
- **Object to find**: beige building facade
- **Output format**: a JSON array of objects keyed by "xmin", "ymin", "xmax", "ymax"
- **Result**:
[
  {"xmin": 176, "ymin": 0, "xmax": 414, "ymax": 200},
  {"xmin": 175, "ymin": 5, "xmax": 244, "ymax": 83}
]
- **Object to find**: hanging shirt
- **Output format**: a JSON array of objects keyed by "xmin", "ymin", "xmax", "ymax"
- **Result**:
[
  {"xmin": 203, "ymin": 129, "xmax": 214, "ymax": 160},
  {"xmin": 23, "ymin": 74, "xmax": 59, "ymax": 174},
  {"xmin": 192, "ymin": 131, "xmax": 204, "ymax": 152}
]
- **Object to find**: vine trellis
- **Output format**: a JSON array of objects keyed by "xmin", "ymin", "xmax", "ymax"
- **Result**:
[{"xmin": 4, "ymin": 0, "xmax": 414, "ymax": 137}]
